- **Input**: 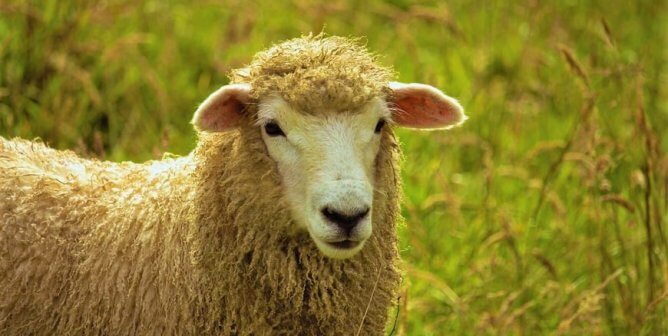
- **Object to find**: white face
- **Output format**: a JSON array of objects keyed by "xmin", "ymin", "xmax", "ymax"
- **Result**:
[
  {"xmin": 193, "ymin": 82, "xmax": 464, "ymax": 257},
  {"xmin": 257, "ymin": 96, "xmax": 390, "ymax": 259}
]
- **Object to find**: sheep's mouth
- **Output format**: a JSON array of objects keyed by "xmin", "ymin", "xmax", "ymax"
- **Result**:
[{"xmin": 326, "ymin": 240, "xmax": 360, "ymax": 250}]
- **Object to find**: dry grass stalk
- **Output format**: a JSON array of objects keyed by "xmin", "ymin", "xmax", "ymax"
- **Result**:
[{"xmin": 557, "ymin": 44, "xmax": 590, "ymax": 89}]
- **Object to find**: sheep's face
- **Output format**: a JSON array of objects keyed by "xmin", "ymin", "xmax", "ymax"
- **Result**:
[
  {"xmin": 257, "ymin": 96, "xmax": 389, "ymax": 259},
  {"xmin": 192, "ymin": 81, "xmax": 466, "ymax": 260}
]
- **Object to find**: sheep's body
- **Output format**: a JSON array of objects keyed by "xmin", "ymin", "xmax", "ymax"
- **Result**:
[
  {"xmin": 0, "ymin": 137, "xmax": 201, "ymax": 335},
  {"xmin": 0, "ymin": 126, "xmax": 401, "ymax": 334},
  {"xmin": 0, "ymin": 34, "xmax": 466, "ymax": 335}
]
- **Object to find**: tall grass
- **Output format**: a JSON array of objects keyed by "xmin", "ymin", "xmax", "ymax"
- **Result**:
[{"xmin": 1, "ymin": 1, "xmax": 666, "ymax": 334}]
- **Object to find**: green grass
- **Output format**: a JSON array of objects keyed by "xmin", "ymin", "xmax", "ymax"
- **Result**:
[{"xmin": 1, "ymin": 1, "xmax": 666, "ymax": 334}]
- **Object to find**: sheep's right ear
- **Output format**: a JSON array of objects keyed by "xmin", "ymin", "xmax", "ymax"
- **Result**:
[{"xmin": 192, "ymin": 83, "xmax": 251, "ymax": 132}]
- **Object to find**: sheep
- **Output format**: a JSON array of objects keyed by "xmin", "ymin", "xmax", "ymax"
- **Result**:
[{"xmin": 0, "ymin": 34, "xmax": 466, "ymax": 335}]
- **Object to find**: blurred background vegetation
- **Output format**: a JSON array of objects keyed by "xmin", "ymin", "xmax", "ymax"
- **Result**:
[{"xmin": 1, "ymin": 0, "xmax": 666, "ymax": 334}]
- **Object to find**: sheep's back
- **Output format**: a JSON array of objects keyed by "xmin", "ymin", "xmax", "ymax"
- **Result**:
[
  {"xmin": 0, "ymin": 137, "xmax": 104, "ymax": 334},
  {"xmin": 0, "ymin": 136, "xmax": 198, "ymax": 335}
]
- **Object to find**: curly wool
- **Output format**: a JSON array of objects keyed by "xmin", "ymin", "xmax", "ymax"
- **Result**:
[
  {"xmin": 0, "ymin": 36, "xmax": 403, "ymax": 335},
  {"xmin": 232, "ymin": 34, "xmax": 394, "ymax": 113}
]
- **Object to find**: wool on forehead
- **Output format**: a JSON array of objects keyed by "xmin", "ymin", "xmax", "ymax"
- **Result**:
[{"xmin": 231, "ymin": 34, "xmax": 394, "ymax": 114}]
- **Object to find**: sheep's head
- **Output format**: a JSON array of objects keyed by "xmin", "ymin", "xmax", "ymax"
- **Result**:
[{"xmin": 192, "ymin": 35, "xmax": 466, "ymax": 259}]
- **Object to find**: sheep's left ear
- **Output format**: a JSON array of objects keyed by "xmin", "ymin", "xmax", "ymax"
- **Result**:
[
  {"xmin": 192, "ymin": 83, "xmax": 251, "ymax": 132},
  {"xmin": 388, "ymin": 82, "xmax": 466, "ymax": 130}
]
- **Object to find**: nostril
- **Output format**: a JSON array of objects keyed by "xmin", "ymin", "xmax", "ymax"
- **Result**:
[
  {"xmin": 355, "ymin": 207, "xmax": 370, "ymax": 221},
  {"xmin": 321, "ymin": 206, "xmax": 370, "ymax": 233}
]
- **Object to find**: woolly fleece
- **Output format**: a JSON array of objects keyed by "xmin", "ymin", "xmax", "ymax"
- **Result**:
[
  {"xmin": 232, "ymin": 34, "xmax": 394, "ymax": 114},
  {"xmin": 0, "ymin": 35, "xmax": 402, "ymax": 335}
]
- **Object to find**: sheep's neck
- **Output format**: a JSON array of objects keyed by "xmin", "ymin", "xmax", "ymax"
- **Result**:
[{"xmin": 188, "ymin": 128, "xmax": 402, "ymax": 334}]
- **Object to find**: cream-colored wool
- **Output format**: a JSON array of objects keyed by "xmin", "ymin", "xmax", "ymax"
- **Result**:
[
  {"xmin": 233, "ymin": 34, "xmax": 394, "ymax": 114},
  {"xmin": 0, "ymin": 36, "xmax": 403, "ymax": 335}
]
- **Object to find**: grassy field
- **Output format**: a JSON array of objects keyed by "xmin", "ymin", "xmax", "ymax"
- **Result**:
[{"xmin": 1, "ymin": 0, "xmax": 666, "ymax": 334}]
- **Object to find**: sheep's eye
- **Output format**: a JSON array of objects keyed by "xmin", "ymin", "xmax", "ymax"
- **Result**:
[
  {"xmin": 374, "ymin": 119, "xmax": 386, "ymax": 134},
  {"xmin": 264, "ymin": 121, "xmax": 285, "ymax": 137}
]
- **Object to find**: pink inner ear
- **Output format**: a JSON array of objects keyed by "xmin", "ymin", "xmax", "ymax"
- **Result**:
[
  {"xmin": 390, "ymin": 83, "xmax": 464, "ymax": 129},
  {"xmin": 200, "ymin": 97, "xmax": 244, "ymax": 131},
  {"xmin": 193, "ymin": 83, "xmax": 251, "ymax": 132}
]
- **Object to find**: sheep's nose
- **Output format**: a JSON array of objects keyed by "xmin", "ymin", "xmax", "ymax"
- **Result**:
[{"xmin": 321, "ymin": 206, "xmax": 370, "ymax": 235}]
